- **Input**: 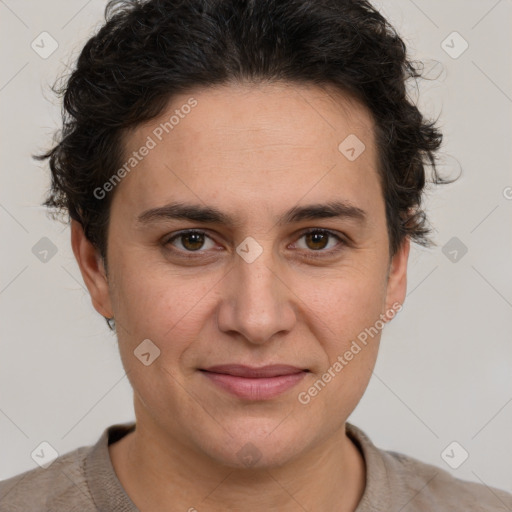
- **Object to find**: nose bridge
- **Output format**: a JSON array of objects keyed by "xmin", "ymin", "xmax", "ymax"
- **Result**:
[{"xmin": 216, "ymin": 239, "xmax": 296, "ymax": 344}]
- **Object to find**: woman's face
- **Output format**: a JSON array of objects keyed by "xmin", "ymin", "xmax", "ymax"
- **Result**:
[{"xmin": 83, "ymin": 81, "xmax": 408, "ymax": 468}]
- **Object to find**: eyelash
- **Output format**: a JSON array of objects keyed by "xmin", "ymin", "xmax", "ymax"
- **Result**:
[{"xmin": 163, "ymin": 228, "xmax": 347, "ymax": 259}]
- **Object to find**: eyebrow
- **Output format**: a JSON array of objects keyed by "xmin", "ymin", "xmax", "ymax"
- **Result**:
[{"xmin": 137, "ymin": 200, "xmax": 367, "ymax": 228}]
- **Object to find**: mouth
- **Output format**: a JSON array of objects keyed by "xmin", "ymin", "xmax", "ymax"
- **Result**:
[{"xmin": 199, "ymin": 364, "xmax": 310, "ymax": 401}]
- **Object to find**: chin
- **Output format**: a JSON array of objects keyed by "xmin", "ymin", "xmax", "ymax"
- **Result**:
[{"xmin": 194, "ymin": 418, "xmax": 315, "ymax": 470}]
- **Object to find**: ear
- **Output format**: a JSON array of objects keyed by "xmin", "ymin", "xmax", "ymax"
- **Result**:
[
  {"xmin": 384, "ymin": 236, "xmax": 410, "ymax": 316},
  {"xmin": 70, "ymin": 219, "xmax": 113, "ymax": 319}
]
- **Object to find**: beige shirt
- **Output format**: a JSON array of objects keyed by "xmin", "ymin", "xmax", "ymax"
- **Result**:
[{"xmin": 1, "ymin": 421, "xmax": 511, "ymax": 511}]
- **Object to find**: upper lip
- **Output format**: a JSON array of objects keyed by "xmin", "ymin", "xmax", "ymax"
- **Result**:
[{"xmin": 201, "ymin": 364, "xmax": 307, "ymax": 378}]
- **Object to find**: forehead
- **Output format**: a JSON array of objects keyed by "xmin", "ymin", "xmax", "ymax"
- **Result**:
[{"xmin": 114, "ymin": 81, "xmax": 380, "ymax": 224}]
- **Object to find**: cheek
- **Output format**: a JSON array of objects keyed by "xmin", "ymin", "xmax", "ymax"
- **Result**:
[
  {"xmin": 110, "ymin": 264, "xmax": 211, "ymax": 411},
  {"xmin": 313, "ymin": 293, "xmax": 383, "ymax": 376},
  {"xmin": 110, "ymin": 256, "xmax": 219, "ymax": 350},
  {"xmin": 298, "ymin": 264, "xmax": 388, "ymax": 336},
  {"xmin": 295, "ymin": 277, "xmax": 385, "ymax": 416}
]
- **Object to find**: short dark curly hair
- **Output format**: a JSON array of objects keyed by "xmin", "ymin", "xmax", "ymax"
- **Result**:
[{"xmin": 36, "ymin": 0, "xmax": 450, "ymax": 263}]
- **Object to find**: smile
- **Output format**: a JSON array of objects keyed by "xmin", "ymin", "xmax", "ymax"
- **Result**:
[{"xmin": 200, "ymin": 364, "xmax": 309, "ymax": 400}]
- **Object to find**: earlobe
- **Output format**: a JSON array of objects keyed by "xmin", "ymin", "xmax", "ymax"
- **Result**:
[
  {"xmin": 70, "ymin": 219, "xmax": 113, "ymax": 319},
  {"xmin": 384, "ymin": 237, "xmax": 410, "ymax": 317}
]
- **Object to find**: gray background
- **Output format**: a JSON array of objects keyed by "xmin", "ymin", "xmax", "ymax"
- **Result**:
[{"xmin": 1, "ymin": 0, "xmax": 511, "ymax": 495}]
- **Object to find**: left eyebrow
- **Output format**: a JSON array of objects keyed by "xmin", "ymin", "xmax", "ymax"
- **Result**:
[
  {"xmin": 136, "ymin": 200, "xmax": 367, "ymax": 228},
  {"xmin": 278, "ymin": 201, "xmax": 367, "ymax": 226}
]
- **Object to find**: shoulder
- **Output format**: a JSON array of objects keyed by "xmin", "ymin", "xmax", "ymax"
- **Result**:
[
  {"xmin": 346, "ymin": 423, "xmax": 512, "ymax": 512},
  {"xmin": 0, "ymin": 445, "xmax": 95, "ymax": 512},
  {"xmin": 384, "ymin": 448, "xmax": 512, "ymax": 511}
]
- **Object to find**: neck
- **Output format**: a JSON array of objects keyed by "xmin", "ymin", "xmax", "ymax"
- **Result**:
[{"xmin": 109, "ymin": 413, "xmax": 366, "ymax": 512}]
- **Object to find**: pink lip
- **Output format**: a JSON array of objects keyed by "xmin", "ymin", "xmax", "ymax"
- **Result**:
[{"xmin": 200, "ymin": 364, "xmax": 308, "ymax": 400}]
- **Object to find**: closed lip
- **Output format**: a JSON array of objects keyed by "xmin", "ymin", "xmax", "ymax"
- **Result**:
[{"xmin": 200, "ymin": 364, "xmax": 308, "ymax": 378}]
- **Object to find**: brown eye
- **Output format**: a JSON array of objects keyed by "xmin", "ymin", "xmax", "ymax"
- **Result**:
[
  {"xmin": 304, "ymin": 231, "xmax": 330, "ymax": 250},
  {"xmin": 182, "ymin": 232, "xmax": 204, "ymax": 250},
  {"xmin": 166, "ymin": 230, "xmax": 215, "ymax": 252},
  {"xmin": 296, "ymin": 229, "xmax": 346, "ymax": 257}
]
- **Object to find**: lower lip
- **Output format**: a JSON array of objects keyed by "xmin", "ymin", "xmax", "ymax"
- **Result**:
[{"xmin": 201, "ymin": 371, "xmax": 307, "ymax": 400}]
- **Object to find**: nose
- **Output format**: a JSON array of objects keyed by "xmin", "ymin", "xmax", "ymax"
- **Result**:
[{"xmin": 216, "ymin": 245, "xmax": 297, "ymax": 345}]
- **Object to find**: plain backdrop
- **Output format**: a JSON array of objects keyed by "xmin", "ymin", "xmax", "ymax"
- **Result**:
[{"xmin": 1, "ymin": 0, "xmax": 511, "ymax": 495}]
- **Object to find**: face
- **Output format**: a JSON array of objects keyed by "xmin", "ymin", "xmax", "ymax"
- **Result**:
[{"xmin": 74, "ymin": 81, "xmax": 409, "ymax": 468}]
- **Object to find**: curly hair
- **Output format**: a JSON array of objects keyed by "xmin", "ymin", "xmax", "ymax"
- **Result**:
[{"xmin": 36, "ymin": 0, "xmax": 451, "ymax": 263}]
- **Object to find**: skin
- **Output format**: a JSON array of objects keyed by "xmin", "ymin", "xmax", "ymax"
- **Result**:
[{"xmin": 71, "ymin": 81, "xmax": 410, "ymax": 512}]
